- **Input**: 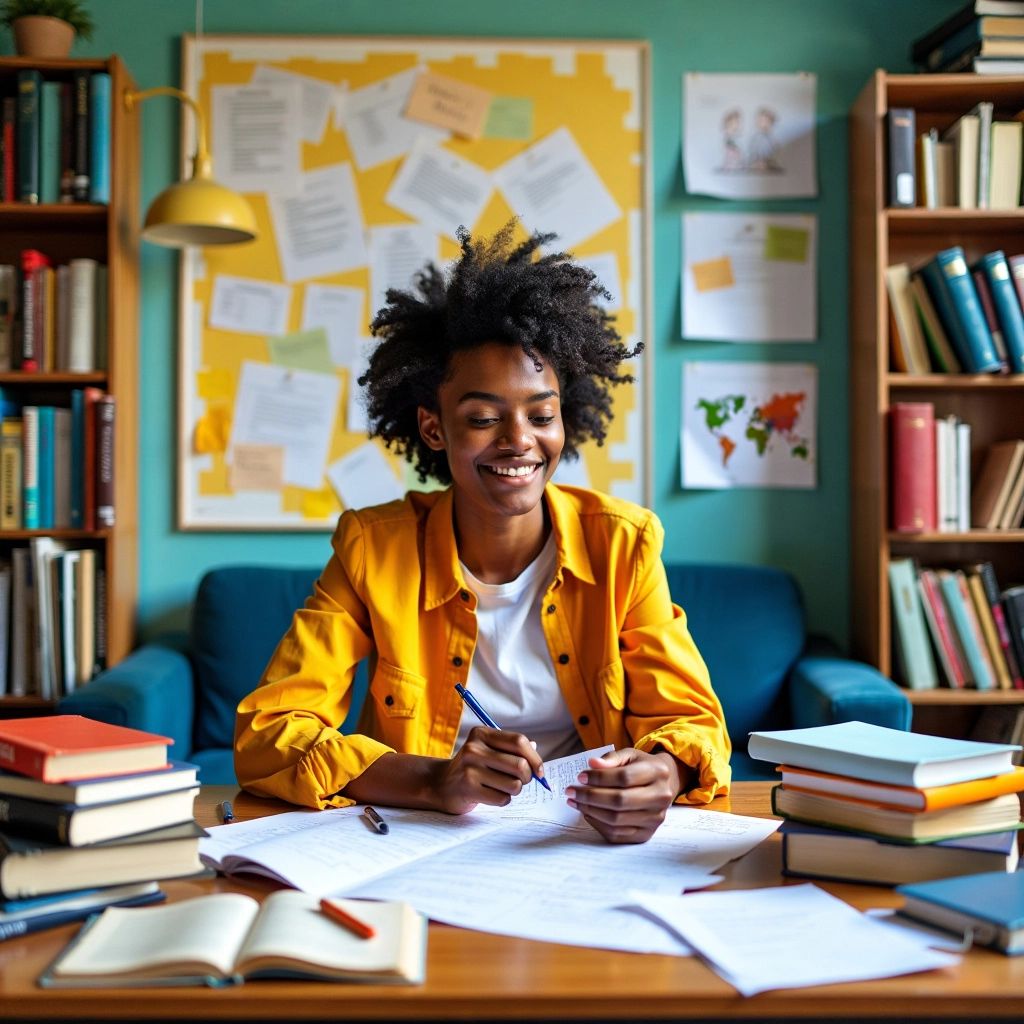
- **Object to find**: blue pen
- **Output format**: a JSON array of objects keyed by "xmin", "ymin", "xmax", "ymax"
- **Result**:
[{"xmin": 454, "ymin": 683, "xmax": 552, "ymax": 792}]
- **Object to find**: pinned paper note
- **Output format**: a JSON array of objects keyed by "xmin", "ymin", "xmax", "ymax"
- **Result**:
[
  {"xmin": 229, "ymin": 443, "xmax": 285, "ymax": 491},
  {"xmin": 209, "ymin": 276, "xmax": 291, "ymax": 336},
  {"xmin": 194, "ymin": 405, "xmax": 232, "ymax": 454},
  {"xmin": 764, "ymin": 225, "xmax": 810, "ymax": 262},
  {"xmin": 301, "ymin": 284, "xmax": 365, "ymax": 365},
  {"xmin": 484, "ymin": 96, "xmax": 534, "ymax": 140},
  {"xmin": 267, "ymin": 327, "xmax": 334, "ymax": 374},
  {"xmin": 405, "ymin": 70, "xmax": 492, "ymax": 139},
  {"xmin": 690, "ymin": 256, "xmax": 735, "ymax": 293},
  {"xmin": 327, "ymin": 443, "xmax": 404, "ymax": 509}
]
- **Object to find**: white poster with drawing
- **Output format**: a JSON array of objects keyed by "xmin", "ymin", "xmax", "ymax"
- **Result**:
[{"xmin": 683, "ymin": 73, "xmax": 817, "ymax": 199}]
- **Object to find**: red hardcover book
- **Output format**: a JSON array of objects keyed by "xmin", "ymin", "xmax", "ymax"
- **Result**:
[
  {"xmin": 0, "ymin": 715, "xmax": 170, "ymax": 782},
  {"xmin": 918, "ymin": 568, "xmax": 968, "ymax": 689},
  {"xmin": 0, "ymin": 96, "xmax": 15, "ymax": 203},
  {"xmin": 18, "ymin": 249, "xmax": 50, "ymax": 373},
  {"xmin": 891, "ymin": 402, "xmax": 936, "ymax": 533}
]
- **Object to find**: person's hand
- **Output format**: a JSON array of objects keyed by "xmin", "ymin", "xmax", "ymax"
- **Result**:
[
  {"xmin": 564, "ymin": 748, "xmax": 683, "ymax": 844},
  {"xmin": 432, "ymin": 727, "xmax": 546, "ymax": 815}
]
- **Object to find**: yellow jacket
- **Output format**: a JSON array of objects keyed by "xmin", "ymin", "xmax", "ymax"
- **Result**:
[{"xmin": 235, "ymin": 484, "xmax": 731, "ymax": 808}]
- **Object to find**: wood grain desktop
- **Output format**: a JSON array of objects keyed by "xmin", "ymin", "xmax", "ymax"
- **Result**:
[{"xmin": 2, "ymin": 783, "xmax": 1022, "ymax": 1022}]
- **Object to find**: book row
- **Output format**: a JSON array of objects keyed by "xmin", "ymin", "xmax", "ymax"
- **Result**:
[
  {"xmin": 888, "ymin": 558, "xmax": 1024, "ymax": 692},
  {"xmin": 0, "ymin": 388, "xmax": 115, "ymax": 532},
  {"xmin": 886, "ymin": 248, "xmax": 1024, "ymax": 378},
  {"xmin": 912, "ymin": 4, "xmax": 1024, "ymax": 76},
  {"xmin": 0, "ymin": 540, "xmax": 107, "ymax": 701},
  {"xmin": 0, "ymin": 69, "xmax": 110, "ymax": 206},
  {"xmin": 890, "ymin": 403, "xmax": 1024, "ymax": 533},
  {"xmin": 0, "ymin": 255, "xmax": 108, "ymax": 374}
]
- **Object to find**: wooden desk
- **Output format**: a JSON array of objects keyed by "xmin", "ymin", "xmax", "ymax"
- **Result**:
[{"xmin": 2, "ymin": 783, "xmax": 1023, "ymax": 1022}]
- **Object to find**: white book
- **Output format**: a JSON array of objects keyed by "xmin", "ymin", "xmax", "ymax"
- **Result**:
[
  {"xmin": 29, "ymin": 537, "xmax": 67, "ymax": 701},
  {"xmin": 969, "ymin": 101, "xmax": 994, "ymax": 209},
  {"xmin": 74, "ymin": 548, "xmax": 96, "ymax": 686},
  {"xmin": 935, "ymin": 415, "xmax": 959, "ymax": 533},
  {"xmin": 67, "ymin": 258, "xmax": 97, "ymax": 373},
  {"xmin": 956, "ymin": 420, "xmax": 972, "ymax": 532},
  {"xmin": 60, "ymin": 549, "xmax": 81, "ymax": 696},
  {"xmin": 942, "ymin": 112, "xmax": 979, "ymax": 210}
]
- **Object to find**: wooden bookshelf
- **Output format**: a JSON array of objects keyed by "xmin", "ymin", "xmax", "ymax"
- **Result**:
[
  {"xmin": 0, "ymin": 56, "xmax": 138, "ymax": 711},
  {"xmin": 849, "ymin": 71, "xmax": 1024, "ymax": 735}
]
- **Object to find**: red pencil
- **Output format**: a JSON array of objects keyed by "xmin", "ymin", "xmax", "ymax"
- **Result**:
[{"xmin": 319, "ymin": 898, "xmax": 376, "ymax": 939}]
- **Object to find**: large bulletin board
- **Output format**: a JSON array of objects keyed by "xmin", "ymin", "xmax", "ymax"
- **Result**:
[{"xmin": 178, "ymin": 35, "xmax": 651, "ymax": 530}]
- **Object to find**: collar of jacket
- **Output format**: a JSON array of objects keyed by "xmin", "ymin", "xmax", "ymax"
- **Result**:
[{"xmin": 421, "ymin": 483, "xmax": 596, "ymax": 610}]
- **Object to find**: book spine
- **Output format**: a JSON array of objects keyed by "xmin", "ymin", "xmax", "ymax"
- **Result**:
[
  {"xmin": 0, "ymin": 96, "xmax": 15, "ymax": 203},
  {"xmin": 977, "ymin": 562, "xmax": 1024, "ymax": 689},
  {"xmin": 970, "ymin": 268, "xmax": 1009, "ymax": 370},
  {"xmin": 888, "ymin": 558, "xmax": 938, "ymax": 690},
  {"xmin": 69, "ymin": 390, "xmax": 84, "ymax": 529},
  {"xmin": 39, "ymin": 81, "xmax": 61, "ymax": 205},
  {"xmin": 81, "ymin": 387, "xmax": 102, "ymax": 531},
  {"xmin": 59, "ymin": 81, "xmax": 74, "ymax": 203},
  {"xmin": 887, "ymin": 108, "xmax": 917, "ymax": 207},
  {"xmin": 67, "ymin": 259, "xmax": 96, "ymax": 372},
  {"xmin": 16, "ymin": 70, "xmax": 41, "ymax": 204},
  {"xmin": 94, "ymin": 396, "xmax": 115, "ymax": 528},
  {"xmin": 0, "ymin": 741, "xmax": 43, "ymax": 780},
  {"xmin": 0, "ymin": 264, "xmax": 14, "ymax": 372},
  {"xmin": 35, "ymin": 407, "xmax": 55, "ymax": 531},
  {"xmin": 917, "ymin": 568, "xmax": 965, "ymax": 689},
  {"xmin": 955, "ymin": 420, "xmax": 971, "ymax": 533},
  {"xmin": 934, "ymin": 247, "xmax": 1003, "ymax": 373},
  {"xmin": 0, "ymin": 890, "xmax": 165, "ymax": 941},
  {"xmin": 52, "ymin": 408, "xmax": 71, "ymax": 530},
  {"xmin": 0, "ymin": 795, "xmax": 68, "ymax": 843},
  {"xmin": 94, "ymin": 562, "xmax": 107, "ymax": 671},
  {"xmin": 71, "ymin": 70, "xmax": 90, "ymax": 203},
  {"xmin": 940, "ymin": 570, "xmax": 996, "ymax": 690},
  {"xmin": 1003, "ymin": 587, "xmax": 1024, "ymax": 690},
  {"xmin": 21, "ymin": 406, "xmax": 40, "ymax": 530},
  {"xmin": 890, "ymin": 402, "xmax": 936, "ymax": 532},
  {"xmin": 922, "ymin": 20, "xmax": 984, "ymax": 71},
  {"xmin": 967, "ymin": 571, "xmax": 1012, "ymax": 689},
  {"xmin": 979, "ymin": 250, "xmax": 1024, "ymax": 373},
  {"xmin": 977, "ymin": 102, "xmax": 994, "ymax": 209},
  {"xmin": 88, "ymin": 73, "xmax": 111, "ymax": 205},
  {"xmin": 0, "ymin": 419, "xmax": 22, "ymax": 530}
]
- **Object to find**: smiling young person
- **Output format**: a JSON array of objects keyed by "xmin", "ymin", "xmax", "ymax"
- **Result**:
[{"xmin": 234, "ymin": 225, "xmax": 731, "ymax": 843}]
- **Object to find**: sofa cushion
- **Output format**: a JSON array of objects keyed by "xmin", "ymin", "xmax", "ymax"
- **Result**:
[{"xmin": 664, "ymin": 563, "xmax": 805, "ymax": 746}]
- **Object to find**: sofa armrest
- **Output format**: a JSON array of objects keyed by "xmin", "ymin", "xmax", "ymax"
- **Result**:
[
  {"xmin": 57, "ymin": 644, "xmax": 196, "ymax": 760},
  {"xmin": 788, "ymin": 655, "xmax": 912, "ymax": 732}
]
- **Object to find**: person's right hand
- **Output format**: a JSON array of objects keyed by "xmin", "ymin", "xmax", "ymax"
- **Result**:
[{"xmin": 432, "ymin": 726, "xmax": 546, "ymax": 814}]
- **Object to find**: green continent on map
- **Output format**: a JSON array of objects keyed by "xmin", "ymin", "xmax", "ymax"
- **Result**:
[{"xmin": 697, "ymin": 390, "xmax": 809, "ymax": 468}]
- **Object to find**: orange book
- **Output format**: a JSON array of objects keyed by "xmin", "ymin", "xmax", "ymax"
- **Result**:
[
  {"xmin": 778, "ymin": 763, "xmax": 1024, "ymax": 812},
  {"xmin": 0, "ymin": 715, "xmax": 170, "ymax": 782}
]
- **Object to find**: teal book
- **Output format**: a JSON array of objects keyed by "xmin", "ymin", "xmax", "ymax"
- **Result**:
[
  {"xmin": 16, "ymin": 69, "xmax": 41, "ymax": 204},
  {"xmin": 39, "ymin": 81, "xmax": 61, "ymax": 205},
  {"xmin": 35, "ymin": 405, "xmax": 55, "ymax": 530},
  {"xmin": 888, "ymin": 558, "xmax": 938, "ymax": 690},
  {"xmin": 938, "ymin": 569, "xmax": 995, "ymax": 691},
  {"xmin": 746, "ymin": 721, "xmax": 1018, "ymax": 788},
  {"xmin": 920, "ymin": 247, "xmax": 1002, "ymax": 374},
  {"xmin": 69, "ymin": 389, "xmax": 84, "ymax": 528},
  {"xmin": 88, "ymin": 73, "xmax": 110, "ymax": 205},
  {"xmin": 897, "ymin": 871, "xmax": 1024, "ymax": 955},
  {"xmin": 976, "ymin": 250, "xmax": 1024, "ymax": 374}
]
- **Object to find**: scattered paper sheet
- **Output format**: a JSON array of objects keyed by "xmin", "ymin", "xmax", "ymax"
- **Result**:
[
  {"xmin": 346, "ymin": 351, "xmax": 371, "ymax": 434},
  {"xmin": 252, "ymin": 64, "xmax": 335, "ymax": 144},
  {"xmin": 368, "ymin": 225, "xmax": 437, "ymax": 322},
  {"xmin": 342, "ymin": 68, "xmax": 448, "ymax": 171},
  {"xmin": 681, "ymin": 212, "xmax": 817, "ymax": 341},
  {"xmin": 385, "ymin": 140, "xmax": 492, "ymax": 239},
  {"xmin": 228, "ymin": 361, "xmax": 340, "ymax": 490},
  {"xmin": 211, "ymin": 82, "xmax": 302, "ymax": 196},
  {"xmin": 327, "ymin": 444, "xmax": 404, "ymax": 509},
  {"xmin": 630, "ymin": 884, "xmax": 959, "ymax": 996},
  {"xmin": 209, "ymin": 275, "xmax": 291, "ymax": 336},
  {"xmin": 681, "ymin": 361, "xmax": 817, "ymax": 490},
  {"xmin": 405, "ymin": 70, "xmax": 492, "ymax": 138},
  {"xmin": 269, "ymin": 164, "xmax": 368, "ymax": 282},
  {"xmin": 683, "ymin": 72, "xmax": 818, "ymax": 199},
  {"xmin": 301, "ymin": 283, "xmax": 365, "ymax": 364},
  {"xmin": 229, "ymin": 443, "xmax": 285, "ymax": 492},
  {"xmin": 267, "ymin": 327, "xmax": 334, "ymax": 374},
  {"xmin": 493, "ymin": 127, "xmax": 621, "ymax": 250}
]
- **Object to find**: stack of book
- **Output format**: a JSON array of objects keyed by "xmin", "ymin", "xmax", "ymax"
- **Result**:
[
  {"xmin": 0, "ymin": 716, "xmax": 204, "ymax": 942},
  {"xmin": 748, "ymin": 721, "xmax": 1024, "ymax": 887},
  {"xmin": 912, "ymin": 1, "xmax": 1024, "ymax": 75}
]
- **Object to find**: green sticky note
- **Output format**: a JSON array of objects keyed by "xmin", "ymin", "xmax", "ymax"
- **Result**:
[
  {"xmin": 267, "ymin": 327, "xmax": 334, "ymax": 373},
  {"xmin": 484, "ymin": 96, "xmax": 534, "ymax": 140},
  {"xmin": 764, "ymin": 225, "xmax": 810, "ymax": 263}
]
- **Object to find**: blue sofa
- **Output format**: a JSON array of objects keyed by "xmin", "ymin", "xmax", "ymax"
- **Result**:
[{"xmin": 59, "ymin": 563, "xmax": 910, "ymax": 784}]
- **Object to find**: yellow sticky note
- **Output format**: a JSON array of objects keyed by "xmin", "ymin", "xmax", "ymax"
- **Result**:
[
  {"xmin": 764, "ymin": 225, "xmax": 810, "ymax": 262},
  {"xmin": 301, "ymin": 488, "xmax": 338, "ymax": 520},
  {"xmin": 193, "ymin": 405, "xmax": 231, "ymax": 454},
  {"xmin": 404, "ymin": 70, "xmax": 492, "ymax": 139},
  {"xmin": 196, "ymin": 368, "xmax": 233, "ymax": 401},
  {"xmin": 691, "ymin": 257, "xmax": 735, "ymax": 293},
  {"xmin": 229, "ymin": 444, "xmax": 284, "ymax": 491}
]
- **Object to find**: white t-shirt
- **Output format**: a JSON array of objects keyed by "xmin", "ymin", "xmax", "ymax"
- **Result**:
[{"xmin": 456, "ymin": 534, "xmax": 581, "ymax": 761}]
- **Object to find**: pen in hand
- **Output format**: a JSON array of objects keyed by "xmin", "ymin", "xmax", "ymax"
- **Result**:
[
  {"xmin": 217, "ymin": 800, "xmax": 235, "ymax": 824},
  {"xmin": 454, "ymin": 683, "xmax": 551, "ymax": 792}
]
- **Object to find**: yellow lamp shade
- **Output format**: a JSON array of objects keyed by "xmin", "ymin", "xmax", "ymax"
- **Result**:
[{"xmin": 142, "ymin": 175, "xmax": 258, "ymax": 248}]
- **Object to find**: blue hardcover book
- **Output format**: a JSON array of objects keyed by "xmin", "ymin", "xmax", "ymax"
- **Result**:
[
  {"xmin": 88, "ymin": 72, "xmax": 111, "ymax": 205},
  {"xmin": 897, "ymin": 871, "xmax": 1024, "ymax": 955},
  {"xmin": 920, "ymin": 247, "xmax": 1002, "ymax": 374},
  {"xmin": 977, "ymin": 250, "xmax": 1024, "ymax": 374},
  {"xmin": 15, "ymin": 69, "xmax": 41, "ymax": 204},
  {"xmin": 938, "ymin": 569, "xmax": 995, "ymax": 691},
  {"xmin": 39, "ymin": 80, "xmax": 61, "ymax": 204},
  {"xmin": 35, "ymin": 405, "xmax": 55, "ymax": 530}
]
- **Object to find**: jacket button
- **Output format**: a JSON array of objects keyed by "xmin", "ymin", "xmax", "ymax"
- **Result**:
[
  {"xmin": 460, "ymin": 590, "xmax": 470, "ymax": 601},
  {"xmin": 384, "ymin": 695, "xmax": 394, "ymax": 706},
  {"xmin": 547, "ymin": 604, "xmax": 556, "ymax": 614},
  {"xmin": 453, "ymin": 656, "xmax": 463, "ymax": 667},
  {"xmin": 558, "ymin": 653, "xmax": 570, "ymax": 665},
  {"xmin": 578, "ymin": 715, "xmax": 589, "ymax": 726}
]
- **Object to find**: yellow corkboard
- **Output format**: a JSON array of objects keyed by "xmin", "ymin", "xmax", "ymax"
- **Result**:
[{"xmin": 178, "ymin": 35, "xmax": 650, "ymax": 530}]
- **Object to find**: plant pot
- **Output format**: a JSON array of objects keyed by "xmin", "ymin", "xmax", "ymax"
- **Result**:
[{"xmin": 12, "ymin": 15, "xmax": 75, "ymax": 59}]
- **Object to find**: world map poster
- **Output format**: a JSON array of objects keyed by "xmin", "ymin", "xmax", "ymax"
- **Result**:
[{"xmin": 681, "ymin": 361, "xmax": 817, "ymax": 489}]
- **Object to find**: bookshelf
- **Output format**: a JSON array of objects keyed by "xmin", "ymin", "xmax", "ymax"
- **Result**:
[
  {"xmin": 0, "ymin": 56, "xmax": 138, "ymax": 713},
  {"xmin": 850, "ymin": 71, "xmax": 1024, "ymax": 738}
]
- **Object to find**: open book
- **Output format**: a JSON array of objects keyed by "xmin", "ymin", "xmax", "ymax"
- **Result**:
[{"xmin": 39, "ymin": 891, "xmax": 426, "ymax": 987}]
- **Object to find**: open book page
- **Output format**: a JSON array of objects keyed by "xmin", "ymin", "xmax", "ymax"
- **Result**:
[{"xmin": 50, "ymin": 893, "xmax": 259, "ymax": 981}]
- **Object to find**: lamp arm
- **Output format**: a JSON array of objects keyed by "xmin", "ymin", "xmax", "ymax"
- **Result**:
[{"xmin": 124, "ymin": 87, "xmax": 213, "ymax": 179}]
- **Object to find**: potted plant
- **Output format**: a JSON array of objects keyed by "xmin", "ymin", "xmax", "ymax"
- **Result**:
[{"xmin": 1, "ymin": 0, "xmax": 94, "ymax": 59}]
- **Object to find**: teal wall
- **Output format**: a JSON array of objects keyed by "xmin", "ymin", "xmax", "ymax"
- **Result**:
[{"xmin": 3, "ymin": 0, "xmax": 964, "ymax": 647}]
